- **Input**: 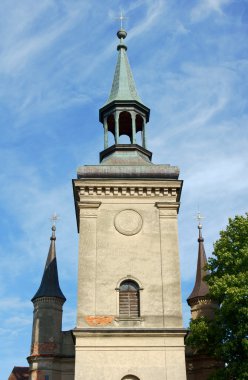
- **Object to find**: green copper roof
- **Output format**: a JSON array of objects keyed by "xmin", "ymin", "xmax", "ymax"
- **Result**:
[{"xmin": 105, "ymin": 29, "xmax": 142, "ymax": 105}]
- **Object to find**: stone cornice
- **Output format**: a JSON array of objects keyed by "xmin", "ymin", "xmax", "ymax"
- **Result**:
[
  {"xmin": 75, "ymin": 185, "xmax": 181, "ymax": 199},
  {"xmin": 78, "ymin": 201, "xmax": 101, "ymax": 209},
  {"xmin": 32, "ymin": 297, "xmax": 64, "ymax": 306},
  {"xmin": 73, "ymin": 327, "xmax": 187, "ymax": 338},
  {"xmin": 73, "ymin": 180, "xmax": 183, "ymax": 231}
]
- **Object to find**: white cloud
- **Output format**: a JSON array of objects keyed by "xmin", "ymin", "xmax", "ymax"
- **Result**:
[
  {"xmin": 191, "ymin": 0, "xmax": 231, "ymax": 22},
  {"xmin": 0, "ymin": 1, "xmax": 93, "ymax": 74},
  {"xmin": 0, "ymin": 297, "xmax": 31, "ymax": 311},
  {"xmin": 0, "ymin": 1, "xmax": 247, "ymax": 377},
  {"xmin": 129, "ymin": 0, "xmax": 165, "ymax": 39}
]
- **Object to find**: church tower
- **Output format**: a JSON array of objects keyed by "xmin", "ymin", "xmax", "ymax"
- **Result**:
[
  {"xmin": 28, "ymin": 225, "xmax": 74, "ymax": 380},
  {"xmin": 73, "ymin": 28, "xmax": 187, "ymax": 380},
  {"xmin": 187, "ymin": 220, "xmax": 218, "ymax": 319},
  {"xmin": 186, "ymin": 221, "xmax": 221, "ymax": 379}
]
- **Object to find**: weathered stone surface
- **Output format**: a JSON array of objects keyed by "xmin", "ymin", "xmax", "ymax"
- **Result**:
[{"xmin": 73, "ymin": 157, "xmax": 187, "ymax": 379}]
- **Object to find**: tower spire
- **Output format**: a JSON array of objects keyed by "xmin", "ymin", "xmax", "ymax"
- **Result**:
[
  {"xmin": 105, "ymin": 28, "xmax": 142, "ymax": 104},
  {"xmin": 187, "ymin": 216, "xmax": 219, "ymax": 320},
  {"xmin": 99, "ymin": 27, "xmax": 150, "ymax": 151},
  {"xmin": 187, "ymin": 218, "xmax": 209, "ymax": 305},
  {"xmin": 31, "ymin": 225, "xmax": 66, "ymax": 302}
]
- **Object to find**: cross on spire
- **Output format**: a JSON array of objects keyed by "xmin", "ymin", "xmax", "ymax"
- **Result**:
[
  {"xmin": 50, "ymin": 212, "xmax": 60, "ymax": 227},
  {"xmin": 115, "ymin": 11, "xmax": 127, "ymax": 29},
  {"xmin": 196, "ymin": 212, "xmax": 205, "ymax": 228}
]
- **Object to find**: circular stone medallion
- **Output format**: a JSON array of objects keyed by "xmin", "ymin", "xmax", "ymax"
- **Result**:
[{"xmin": 114, "ymin": 209, "xmax": 143, "ymax": 236}]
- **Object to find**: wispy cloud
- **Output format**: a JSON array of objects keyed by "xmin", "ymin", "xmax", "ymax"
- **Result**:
[
  {"xmin": 191, "ymin": 0, "xmax": 231, "ymax": 22},
  {"xmin": 128, "ymin": 0, "xmax": 165, "ymax": 38},
  {"xmin": 0, "ymin": 297, "xmax": 31, "ymax": 311},
  {"xmin": 0, "ymin": 1, "xmax": 247, "ymax": 377}
]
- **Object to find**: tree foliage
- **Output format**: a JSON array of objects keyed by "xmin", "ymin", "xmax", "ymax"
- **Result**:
[{"xmin": 186, "ymin": 213, "xmax": 248, "ymax": 379}]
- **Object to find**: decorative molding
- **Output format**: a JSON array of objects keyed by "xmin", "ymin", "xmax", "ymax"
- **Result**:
[
  {"xmin": 78, "ymin": 202, "xmax": 101, "ymax": 218},
  {"xmin": 155, "ymin": 201, "xmax": 180, "ymax": 209},
  {"xmin": 116, "ymin": 275, "xmax": 144, "ymax": 289},
  {"xmin": 32, "ymin": 297, "xmax": 64, "ymax": 306},
  {"xmin": 114, "ymin": 209, "xmax": 143, "ymax": 236},
  {"xmin": 189, "ymin": 297, "xmax": 218, "ymax": 307},
  {"xmin": 73, "ymin": 327, "xmax": 188, "ymax": 338},
  {"xmin": 78, "ymin": 186, "xmax": 179, "ymax": 198},
  {"xmin": 155, "ymin": 201, "xmax": 180, "ymax": 216},
  {"xmin": 78, "ymin": 201, "xmax": 101, "ymax": 208}
]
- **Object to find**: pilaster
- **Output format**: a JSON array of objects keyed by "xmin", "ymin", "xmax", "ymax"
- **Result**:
[
  {"xmin": 77, "ymin": 202, "xmax": 101, "ymax": 326},
  {"xmin": 156, "ymin": 202, "xmax": 183, "ymax": 328}
]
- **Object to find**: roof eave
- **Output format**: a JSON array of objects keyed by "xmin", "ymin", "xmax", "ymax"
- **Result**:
[{"xmin": 99, "ymin": 100, "xmax": 150, "ymax": 123}]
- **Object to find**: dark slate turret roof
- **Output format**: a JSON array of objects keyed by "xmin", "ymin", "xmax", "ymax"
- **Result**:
[
  {"xmin": 32, "ymin": 226, "xmax": 66, "ymax": 302},
  {"xmin": 187, "ymin": 223, "xmax": 209, "ymax": 305}
]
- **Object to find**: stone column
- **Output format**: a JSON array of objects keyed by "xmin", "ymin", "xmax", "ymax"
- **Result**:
[
  {"xmin": 114, "ymin": 111, "xmax": 119, "ymax": 144},
  {"xmin": 142, "ymin": 116, "xmax": 147, "ymax": 148},
  {"xmin": 103, "ymin": 116, "xmax": 108, "ymax": 149},
  {"xmin": 156, "ymin": 202, "xmax": 183, "ymax": 328},
  {"xmin": 131, "ymin": 111, "xmax": 136, "ymax": 144},
  {"xmin": 77, "ymin": 201, "xmax": 101, "ymax": 327}
]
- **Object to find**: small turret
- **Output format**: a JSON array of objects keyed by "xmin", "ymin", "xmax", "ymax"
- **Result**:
[
  {"xmin": 31, "ymin": 225, "xmax": 65, "ymax": 302},
  {"xmin": 99, "ymin": 28, "xmax": 150, "ymax": 151},
  {"xmin": 187, "ymin": 219, "xmax": 218, "ymax": 320},
  {"xmin": 28, "ymin": 225, "xmax": 66, "ymax": 380}
]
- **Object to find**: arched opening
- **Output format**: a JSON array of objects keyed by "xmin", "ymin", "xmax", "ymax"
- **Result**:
[
  {"xmin": 136, "ymin": 131, "xmax": 142, "ymax": 146},
  {"xmin": 135, "ymin": 114, "xmax": 143, "ymax": 133},
  {"xmin": 121, "ymin": 375, "xmax": 140, "ymax": 380},
  {"xmin": 107, "ymin": 114, "xmax": 115, "ymax": 136},
  {"xmin": 119, "ymin": 280, "xmax": 140, "ymax": 318},
  {"xmin": 108, "ymin": 131, "xmax": 115, "ymax": 146},
  {"xmin": 135, "ymin": 114, "xmax": 145, "ymax": 147},
  {"xmin": 119, "ymin": 134, "xmax": 131, "ymax": 144},
  {"xmin": 119, "ymin": 111, "xmax": 132, "ymax": 139}
]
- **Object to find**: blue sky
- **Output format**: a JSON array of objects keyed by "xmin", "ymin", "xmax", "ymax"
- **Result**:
[{"xmin": 0, "ymin": 0, "xmax": 247, "ymax": 377}]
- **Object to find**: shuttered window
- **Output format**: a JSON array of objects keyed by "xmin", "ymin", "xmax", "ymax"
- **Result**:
[{"xmin": 119, "ymin": 280, "xmax": 140, "ymax": 318}]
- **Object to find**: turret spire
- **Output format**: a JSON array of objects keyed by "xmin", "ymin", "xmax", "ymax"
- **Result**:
[
  {"xmin": 187, "ymin": 219, "xmax": 209, "ymax": 305},
  {"xmin": 105, "ymin": 28, "xmax": 142, "ymax": 105},
  {"xmin": 32, "ymin": 225, "xmax": 66, "ymax": 302},
  {"xmin": 99, "ymin": 27, "xmax": 150, "ymax": 151}
]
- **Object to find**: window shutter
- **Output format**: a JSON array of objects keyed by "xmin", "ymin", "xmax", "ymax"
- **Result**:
[{"xmin": 119, "ymin": 281, "xmax": 140, "ymax": 318}]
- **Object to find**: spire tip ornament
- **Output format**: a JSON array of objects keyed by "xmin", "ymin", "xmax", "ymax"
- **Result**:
[
  {"xmin": 50, "ymin": 212, "xmax": 60, "ymax": 226},
  {"xmin": 115, "ymin": 10, "xmax": 127, "ymax": 30},
  {"xmin": 196, "ymin": 211, "xmax": 205, "ymax": 242},
  {"xmin": 117, "ymin": 29, "xmax": 127, "ymax": 40},
  {"xmin": 50, "ymin": 213, "xmax": 60, "ymax": 240},
  {"xmin": 196, "ymin": 211, "xmax": 205, "ymax": 229}
]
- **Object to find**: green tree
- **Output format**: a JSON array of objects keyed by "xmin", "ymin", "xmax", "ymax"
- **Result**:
[{"xmin": 186, "ymin": 213, "xmax": 248, "ymax": 379}]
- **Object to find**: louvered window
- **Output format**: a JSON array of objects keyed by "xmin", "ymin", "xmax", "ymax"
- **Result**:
[{"xmin": 119, "ymin": 280, "xmax": 140, "ymax": 318}]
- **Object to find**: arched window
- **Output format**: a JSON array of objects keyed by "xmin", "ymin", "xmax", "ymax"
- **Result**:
[
  {"xmin": 119, "ymin": 280, "xmax": 140, "ymax": 318},
  {"xmin": 119, "ymin": 111, "xmax": 132, "ymax": 139},
  {"xmin": 121, "ymin": 375, "xmax": 140, "ymax": 380}
]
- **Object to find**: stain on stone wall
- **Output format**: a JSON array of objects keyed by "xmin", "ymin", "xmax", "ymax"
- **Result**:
[
  {"xmin": 85, "ymin": 316, "xmax": 114, "ymax": 326},
  {"xmin": 31, "ymin": 342, "xmax": 57, "ymax": 355}
]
